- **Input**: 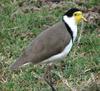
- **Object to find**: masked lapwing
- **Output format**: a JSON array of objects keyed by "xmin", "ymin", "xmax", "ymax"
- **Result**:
[{"xmin": 10, "ymin": 8, "xmax": 87, "ymax": 70}]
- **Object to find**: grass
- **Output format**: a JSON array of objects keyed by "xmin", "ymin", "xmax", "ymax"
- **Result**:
[{"xmin": 0, "ymin": 0, "xmax": 100, "ymax": 91}]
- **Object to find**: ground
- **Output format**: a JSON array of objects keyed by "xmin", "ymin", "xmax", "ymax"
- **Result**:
[{"xmin": 0, "ymin": 0, "xmax": 100, "ymax": 91}]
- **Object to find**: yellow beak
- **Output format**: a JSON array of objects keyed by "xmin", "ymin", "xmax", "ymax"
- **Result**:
[{"xmin": 82, "ymin": 16, "xmax": 87, "ymax": 22}]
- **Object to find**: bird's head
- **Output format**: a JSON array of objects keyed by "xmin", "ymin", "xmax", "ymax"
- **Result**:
[{"xmin": 64, "ymin": 8, "xmax": 87, "ymax": 24}]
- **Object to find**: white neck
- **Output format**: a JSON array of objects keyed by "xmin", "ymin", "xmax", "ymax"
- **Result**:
[{"xmin": 63, "ymin": 15, "xmax": 77, "ymax": 42}]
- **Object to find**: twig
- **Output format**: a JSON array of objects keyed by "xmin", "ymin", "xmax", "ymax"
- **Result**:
[
  {"xmin": 2, "ymin": 26, "xmax": 21, "ymax": 31},
  {"xmin": 84, "ymin": 66, "xmax": 100, "ymax": 73},
  {"xmin": 77, "ymin": 21, "xmax": 84, "ymax": 45}
]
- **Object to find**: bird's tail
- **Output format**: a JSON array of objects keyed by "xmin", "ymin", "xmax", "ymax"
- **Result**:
[{"xmin": 10, "ymin": 57, "xmax": 29, "ymax": 70}]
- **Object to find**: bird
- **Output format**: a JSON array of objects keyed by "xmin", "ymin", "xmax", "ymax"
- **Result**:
[{"xmin": 10, "ymin": 8, "xmax": 87, "ymax": 70}]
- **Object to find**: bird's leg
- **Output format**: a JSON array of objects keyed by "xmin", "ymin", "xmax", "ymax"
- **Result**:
[{"xmin": 44, "ymin": 63, "xmax": 56, "ymax": 91}]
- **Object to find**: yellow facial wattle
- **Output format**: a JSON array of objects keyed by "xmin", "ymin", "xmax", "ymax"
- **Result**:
[{"xmin": 73, "ymin": 11, "xmax": 87, "ymax": 23}]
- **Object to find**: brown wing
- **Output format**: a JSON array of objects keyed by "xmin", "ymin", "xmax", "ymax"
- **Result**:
[{"xmin": 10, "ymin": 21, "xmax": 71, "ymax": 70}]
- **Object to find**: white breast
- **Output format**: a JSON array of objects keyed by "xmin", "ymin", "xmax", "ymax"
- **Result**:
[{"xmin": 63, "ymin": 15, "xmax": 77, "ymax": 42}]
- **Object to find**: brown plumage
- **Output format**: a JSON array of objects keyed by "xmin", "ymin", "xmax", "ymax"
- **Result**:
[{"xmin": 10, "ymin": 20, "xmax": 71, "ymax": 69}]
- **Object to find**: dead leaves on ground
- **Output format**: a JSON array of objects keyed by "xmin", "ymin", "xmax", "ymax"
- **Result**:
[{"xmin": 9, "ymin": 0, "xmax": 100, "ymax": 28}]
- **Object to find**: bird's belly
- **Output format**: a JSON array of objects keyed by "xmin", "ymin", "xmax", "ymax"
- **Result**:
[{"xmin": 40, "ymin": 39, "xmax": 73, "ymax": 64}]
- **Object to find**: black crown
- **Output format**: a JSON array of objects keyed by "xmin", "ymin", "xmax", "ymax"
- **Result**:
[{"xmin": 65, "ymin": 8, "xmax": 80, "ymax": 17}]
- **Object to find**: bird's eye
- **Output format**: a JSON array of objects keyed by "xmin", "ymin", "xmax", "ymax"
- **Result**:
[{"xmin": 74, "ymin": 14, "xmax": 77, "ymax": 16}]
